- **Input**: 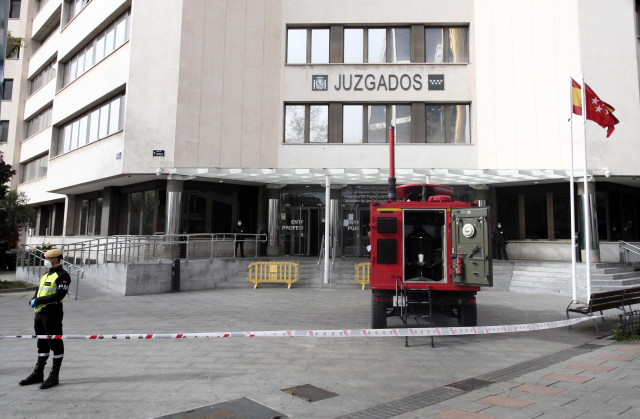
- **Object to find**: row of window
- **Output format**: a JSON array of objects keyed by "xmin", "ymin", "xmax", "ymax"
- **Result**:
[
  {"xmin": 21, "ymin": 154, "xmax": 48, "ymax": 183},
  {"xmin": 62, "ymin": 9, "xmax": 130, "ymax": 87},
  {"xmin": 57, "ymin": 94, "xmax": 125, "ymax": 155},
  {"xmin": 68, "ymin": 0, "xmax": 92, "ymax": 22},
  {"xmin": 30, "ymin": 60, "xmax": 57, "ymax": 95},
  {"xmin": 284, "ymin": 103, "xmax": 470, "ymax": 144},
  {"xmin": 26, "ymin": 106, "xmax": 53, "ymax": 138},
  {"xmin": 287, "ymin": 25, "xmax": 468, "ymax": 64}
]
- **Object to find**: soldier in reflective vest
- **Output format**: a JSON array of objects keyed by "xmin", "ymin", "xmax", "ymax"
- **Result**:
[{"xmin": 19, "ymin": 248, "xmax": 71, "ymax": 389}]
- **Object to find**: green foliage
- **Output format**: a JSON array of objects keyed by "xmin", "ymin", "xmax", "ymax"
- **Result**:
[
  {"xmin": 0, "ymin": 151, "xmax": 15, "ymax": 200},
  {"xmin": 613, "ymin": 322, "xmax": 640, "ymax": 342},
  {"xmin": 0, "ymin": 190, "xmax": 35, "ymax": 244}
]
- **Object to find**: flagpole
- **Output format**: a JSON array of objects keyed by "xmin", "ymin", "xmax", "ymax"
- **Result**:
[
  {"xmin": 569, "ymin": 77, "xmax": 577, "ymax": 302},
  {"xmin": 580, "ymin": 75, "xmax": 591, "ymax": 299}
]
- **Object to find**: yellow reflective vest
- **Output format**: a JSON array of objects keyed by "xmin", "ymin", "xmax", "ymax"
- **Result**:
[{"xmin": 34, "ymin": 270, "xmax": 68, "ymax": 313}]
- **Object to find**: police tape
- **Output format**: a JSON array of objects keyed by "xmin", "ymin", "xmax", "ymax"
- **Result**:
[{"xmin": 0, "ymin": 314, "xmax": 607, "ymax": 340}]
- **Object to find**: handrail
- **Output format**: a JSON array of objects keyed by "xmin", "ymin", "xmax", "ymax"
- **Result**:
[
  {"xmin": 21, "ymin": 233, "xmax": 268, "ymax": 267},
  {"xmin": 18, "ymin": 246, "xmax": 84, "ymax": 300},
  {"xmin": 619, "ymin": 241, "xmax": 640, "ymax": 265}
]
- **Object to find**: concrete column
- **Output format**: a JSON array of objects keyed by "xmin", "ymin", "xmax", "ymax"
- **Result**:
[
  {"xmin": 100, "ymin": 187, "xmax": 120, "ymax": 236},
  {"xmin": 578, "ymin": 182, "xmax": 600, "ymax": 262},
  {"xmin": 165, "ymin": 178, "xmax": 184, "ymax": 236}
]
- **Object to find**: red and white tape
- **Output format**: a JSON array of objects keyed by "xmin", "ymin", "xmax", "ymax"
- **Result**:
[{"xmin": 0, "ymin": 315, "xmax": 606, "ymax": 340}]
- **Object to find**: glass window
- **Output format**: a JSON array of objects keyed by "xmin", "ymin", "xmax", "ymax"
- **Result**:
[
  {"xmin": 98, "ymin": 103, "xmax": 110, "ymax": 138},
  {"xmin": 95, "ymin": 33, "xmax": 106, "ymax": 62},
  {"xmin": 525, "ymin": 193, "xmax": 548, "ymax": 239},
  {"xmin": 343, "ymin": 105, "xmax": 363, "ymax": 143},
  {"xmin": 6, "ymin": 37, "xmax": 20, "ymax": 59},
  {"xmin": 390, "ymin": 28, "xmax": 410, "ymax": 63},
  {"xmin": 0, "ymin": 121, "xmax": 9, "ymax": 143},
  {"xmin": 78, "ymin": 115, "xmax": 89, "ymax": 147},
  {"xmin": 2, "ymin": 79, "xmax": 13, "ymax": 100},
  {"xmin": 367, "ymin": 105, "xmax": 386, "ymax": 143},
  {"xmin": 70, "ymin": 120, "xmax": 80, "ymax": 149},
  {"xmin": 553, "ymin": 191, "xmax": 571, "ymax": 239},
  {"xmin": 61, "ymin": 125, "xmax": 71, "ymax": 153},
  {"xmin": 284, "ymin": 105, "xmax": 305, "ymax": 143},
  {"xmin": 21, "ymin": 155, "xmax": 48, "ymax": 183},
  {"xmin": 311, "ymin": 29, "xmax": 329, "ymax": 63},
  {"xmin": 88, "ymin": 109, "xmax": 100, "ymax": 142},
  {"xmin": 129, "ymin": 192, "xmax": 142, "ymax": 235},
  {"xmin": 309, "ymin": 105, "xmax": 328, "ymax": 143},
  {"xmin": 109, "ymin": 96, "xmax": 121, "ymax": 134},
  {"xmin": 287, "ymin": 29, "xmax": 307, "ymax": 64},
  {"xmin": 115, "ymin": 13, "xmax": 128, "ymax": 47},
  {"xmin": 426, "ymin": 105, "xmax": 446, "ymax": 143},
  {"xmin": 142, "ymin": 191, "xmax": 156, "ymax": 235},
  {"xmin": 449, "ymin": 104, "xmax": 470, "ymax": 143},
  {"xmin": 68, "ymin": 57, "xmax": 78, "ymax": 82},
  {"xmin": 105, "ymin": 25, "xmax": 116, "ymax": 56},
  {"xmin": 344, "ymin": 29, "xmax": 364, "ymax": 63},
  {"xmin": 76, "ymin": 50, "xmax": 85, "ymax": 77},
  {"xmin": 9, "ymin": 0, "xmax": 21, "ymax": 18},
  {"xmin": 393, "ymin": 105, "xmax": 412, "ymax": 143},
  {"xmin": 425, "ymin": 28, "xmax": 444, "ymax": 63},
  {"xmin": 368, "ymin": 28, "xmax": 386, "ymax": 63},
  {"xmin": 84, "ymin": 44, "xmax": 94, "ymax": 69},
  {"xmin": 448, "ymin": 27, "xmax": 469, "ymax": 63}
]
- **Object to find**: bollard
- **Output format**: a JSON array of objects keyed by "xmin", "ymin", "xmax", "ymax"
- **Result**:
[{"xmin": 172, "ymin": 258, "xmax": 180, "ymax": 292}]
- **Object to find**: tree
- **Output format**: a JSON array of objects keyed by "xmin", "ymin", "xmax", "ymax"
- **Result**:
[
  {"xmin": 0, "ymin": 152, "xmax": 34, "ymax": 245},
  {"xmin": 0, "ymin": 151, "xmax": 15, "ymax": 199}
]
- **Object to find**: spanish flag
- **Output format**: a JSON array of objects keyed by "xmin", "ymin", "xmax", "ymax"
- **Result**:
[{"xmin": 571, "ymin": 79, "xmax": 619, "ymax": 138}]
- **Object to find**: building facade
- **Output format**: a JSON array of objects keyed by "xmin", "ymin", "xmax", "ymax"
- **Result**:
[{"xmin": 1, "ymin": 0, "xmax": 639, "ymax": 261}]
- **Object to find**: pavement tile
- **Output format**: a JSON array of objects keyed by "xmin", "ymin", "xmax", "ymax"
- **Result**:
[
  {"xmin": 433, "ymin": 409, "xmax": 494, "ymax": 418},
  {"xmin": 612, "ymin": 345, "xmax": 640, "ymax": 354},
  {"xmin": 593, "ymin": 355, "xmax": 636, "ymax": 362},
  {"xmin": 569, "ymin": 363, "xmax": 617, "ymax": 372},
  {"xmin": 512, "ymin": 384, "xmax": 565, "ymax": 395},
  {"xmin": 474, "ymin": 395, "xmax": 535, "ymax": 409},
  {"xmin": 541, "ymin": 373, "xmax": 594, "ymax": 383}
]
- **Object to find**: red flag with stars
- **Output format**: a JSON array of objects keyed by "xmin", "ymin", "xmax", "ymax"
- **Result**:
[{"xmin": 571, "ymin": 79, "xmax": 619, "ymax": 138}]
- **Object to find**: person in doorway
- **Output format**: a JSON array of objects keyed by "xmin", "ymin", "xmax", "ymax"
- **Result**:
[
  {"xmin": 493, "ymin": 222, "xmax": 508, "ymax": 260},
  {"xmin": 19, "ymin": 248, "xmax": 71, "ymax": 389},
  {"xmin": 233, "ymin": 220, "xmax": 246, "ymax": 257}
]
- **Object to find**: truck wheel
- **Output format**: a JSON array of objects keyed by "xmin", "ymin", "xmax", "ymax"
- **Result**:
[
  {"xmin": 371, "ymin": 292, "xmax": 388, "ymax": 329},
  {"xmin": 458, "ymin": 303, "xmax": 477, "ymax": 327}
]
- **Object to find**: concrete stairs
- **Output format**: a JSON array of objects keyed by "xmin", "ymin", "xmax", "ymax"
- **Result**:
[
  {"xmin": 217, "ymin": 257, "xmax": 370, "ymax": 289},
  {"xmin": 494, "ymin": 260, "xmax": 640, "ymax": 297}
]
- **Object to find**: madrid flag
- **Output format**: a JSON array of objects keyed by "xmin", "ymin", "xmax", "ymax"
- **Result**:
[{"xmin": 571, "ymin": 79, "xmax": 619, "ymax": 138}]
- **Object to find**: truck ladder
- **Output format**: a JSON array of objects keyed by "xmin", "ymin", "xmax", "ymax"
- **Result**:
[{"xmin": 395, "ymin": 277, "xmax": 434, "ymax": 347}]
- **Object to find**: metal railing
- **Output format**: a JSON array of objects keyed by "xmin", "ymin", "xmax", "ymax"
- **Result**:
[
  {"xmin": 21, "ymin": 233, "xmax": 268, "ymax": 267},
  {"xmin": 619, "ymin": 241, "xmax": 640, "ymax": 265},
  {"xmin": 17, "ymin": 247, "xmax": 84, "ymax": 300}
]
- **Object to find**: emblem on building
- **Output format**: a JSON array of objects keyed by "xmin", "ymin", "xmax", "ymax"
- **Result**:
[
  {"xmin": 312, "ymin": 75, "xmax": 328, "ymax": 91},
  {"xmin": 428, "ymin": 74, "xmax": 445, "ymax": 90}
]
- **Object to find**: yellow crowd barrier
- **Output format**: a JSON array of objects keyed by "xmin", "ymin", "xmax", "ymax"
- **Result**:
[
  {"xmin": 248, "ymin": 261, "xmax": 299, "ymax": 289},
  {"xmin": 354, "ymin": 262, "xmax": 371, "ymax": 290}
]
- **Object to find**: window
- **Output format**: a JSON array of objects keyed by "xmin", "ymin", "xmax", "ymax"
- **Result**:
[
  {"xmin": 368, "ymin": 105, "xmax": 387, "ymax": 143},
  {"xmin": 426, "ymin": 104, "xmax": 470, "ymax": 143},
  {"xmin": 25, "ymin": 107, "xmax": 53, "ymax": 138},
  {"xmin": 57, "ymin": 94, "xmax": 126, "ymax": 155},
  {"xmin": 637, "ymin": 1, "xmax": 640, "ymax": 37},
  {"xmin": 9, "ymin": 0, "xmax": 21, "ymax": 18},
  {"xmin": 63, "ymin": 9, "xmax": 130, "ymax": 86},
  {"xmin": 6, "ymin": 37, "xmax": 21, "ymax": 59},
  {"xmin": 390, "ymin": 28, "xmax": 410, "ymax": 63},
  {"xmin": 123, "ymin": 191, "xmax": 156, "ymax": 235},
  {"xmin": 344, "ymin": 29, "xmax": 364, "ymax": 63},
  {"xmin": 425, "ymin": 27, "xmax": 469, "ymax": 63},
  {"xmin": 35, "ymin": 0, "xmax": 50, "ymax": 13},
  {"xmin": 30, "ymin": 61, "xmax": 57, "ymax": 95},
  {"xmin": 287, "ymin": 29, "xmax": 306, "ymax": 64},
  {"xmin": 68, "ymin": 0, "xmax": 91, "ymax": 21},
  {"xmin": 284, "ymin": 104, "xmax": 329, "ymax": 144},
  {"xmin": 368, "ymin": 29, "xmax": 386, "ymax": 64},
  {"xmin": 21, "ymin": 154, "xmax": 48, "ymax": 183},
  {"xmin": 2, "ymin": 79, "xmax": 13, "ymax": 100},
  {"xmin": 0, "ymin": 121, "xmax": 9, "ymax": 143},
  {"xmin": 286, "ymin": 28, "xmax": 330, "ymax": 64},
  {"xmin": 343, "ymin": 105, "xmax": 363, "ymax": 143},
  {"xmin": 392, "ymin": 105, "xmax": 412, "ymax": 143},
  {"xmin": 311, "ymin": 29, "xmax": 329, "ymax": 63},
  {"xmin": 75, "ymin": 197, "xmax": 103, "ymax": 236}
]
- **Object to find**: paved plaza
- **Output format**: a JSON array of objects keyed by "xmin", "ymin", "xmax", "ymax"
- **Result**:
[{"xmin": 1, "ymin": 270, "xmax": 638, "ymax": 418}]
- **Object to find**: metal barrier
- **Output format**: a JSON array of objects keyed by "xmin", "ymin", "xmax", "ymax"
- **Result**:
[
  {"xmin": 618, "ymin": 310, "xmax": 640, "ymax": 337},
  {"xmin": 620, "ymin": 241, "xmax": 640, "ymax": 265},
  {"xmin": 248, "ymin": 261, "xmax": 299, "ymax": 289},
  {"xmin": 354, "ymin": 262, "xmax": 371, "ymax": 290},
  {"xmin": 18, "ymin": 247, "xmax": 84, "ymax": 300}
]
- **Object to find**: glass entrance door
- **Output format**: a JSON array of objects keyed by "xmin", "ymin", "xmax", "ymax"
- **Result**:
[{"xmin": 284, "ymin": 206, "xmax": 321, "ymax": 256}]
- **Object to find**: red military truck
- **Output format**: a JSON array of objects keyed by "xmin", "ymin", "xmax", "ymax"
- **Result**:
[{"xmin": 368, "ymin": 128, "xmax": 492, "ymax": 329}]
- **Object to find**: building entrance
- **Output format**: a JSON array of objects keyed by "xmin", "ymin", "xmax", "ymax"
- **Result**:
[{"xmin": 282, "ymin": 206, "xmax": 321, "ymax": 256}]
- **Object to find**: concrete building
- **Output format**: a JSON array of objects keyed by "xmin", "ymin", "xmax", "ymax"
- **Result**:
[{"xmin": 1, "ymin": 0, "xmax": 639, "ymax": 262}]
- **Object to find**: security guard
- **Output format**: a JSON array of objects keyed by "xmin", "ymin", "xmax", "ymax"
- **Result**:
[{"xmin": 19, "ymin": 248, "xmax": 71, "ymax": 389}]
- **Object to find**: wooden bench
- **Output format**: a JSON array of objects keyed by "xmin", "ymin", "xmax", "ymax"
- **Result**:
[
  {"xmin": 248, "ymin": 261, "xmax": 299, "ymax": 289},
  {"xmin": 566, "ymin": 286, "xmax": 640, "ymax": 331}
]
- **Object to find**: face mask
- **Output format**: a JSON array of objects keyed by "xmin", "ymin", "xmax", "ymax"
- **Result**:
[
  {"xmin": 44, "ymin": 260, "xmax": 53, "ymax": 269},
  {"xmin": 497, "ymin": 224, "xmax": 502, "ymax": 228},
  {"xmin": 238, "ymin": 222, "xmax": 242, "ymax": 226}
]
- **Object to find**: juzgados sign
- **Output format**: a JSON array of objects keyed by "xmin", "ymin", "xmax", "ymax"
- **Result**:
[{"xmin": 312, "ymin": 74, "xmax": 443, "ymax": 92}]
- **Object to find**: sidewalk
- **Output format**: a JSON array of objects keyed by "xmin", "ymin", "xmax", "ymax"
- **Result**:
[{"xmin": 1, "ymin": 269, "xmax": 637, "ymax": 418}]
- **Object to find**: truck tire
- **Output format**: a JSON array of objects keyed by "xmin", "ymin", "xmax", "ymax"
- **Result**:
[
  {"xmin": 458, "ymin": 303, "xmax": 477, "ymax": 327},
  {"xmin": 371, "ymin": 292, "xmax": 388, "ymax": 329}
]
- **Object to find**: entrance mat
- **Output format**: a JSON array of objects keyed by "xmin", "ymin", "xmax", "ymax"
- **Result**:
[
  {"xmin": 156, "ymin": 397, "xmax": 285, "ymax": 419},
  {"xmin": 281, "ymin": 384, "xmax": 338, "ymax": 402}
]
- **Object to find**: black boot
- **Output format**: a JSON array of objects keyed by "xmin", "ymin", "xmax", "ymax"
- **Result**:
[
  {"xmin": 19, "ymin": 356, "xmax": 47, "ymax": 386},
  {"xmin": 40, "ymin": 357, "xmax": 62, "ymax": 389}
]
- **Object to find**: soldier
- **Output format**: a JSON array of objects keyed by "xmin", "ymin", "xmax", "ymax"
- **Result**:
[
  {"xmin": 19, "ymin": 248, "xmax": 71, "ymax": 389},
  {"xmin": 232, "ymin": 220, "xmax": 246, "ymax": 257},
  {"xmin": 493, "ymin": 222, "xmax": 509, "ymax": 260}
]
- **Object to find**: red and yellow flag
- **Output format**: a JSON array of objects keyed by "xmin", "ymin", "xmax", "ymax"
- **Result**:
[{"xmin": 571, "ymin": 79, "xmax": 619, "ymax": 138}]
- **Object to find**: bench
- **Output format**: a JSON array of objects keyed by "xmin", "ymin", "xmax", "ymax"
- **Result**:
[
  {"xmin": 248, "ymin": 261, "xmax": 299, "ymax": 289},
  {"xmin": 354, "ymin": 262, "xmax": 370, "ymax": 290},
  {"xmin": 566, "ymin": 286, "xmax": 640, "ymax": 331}
]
